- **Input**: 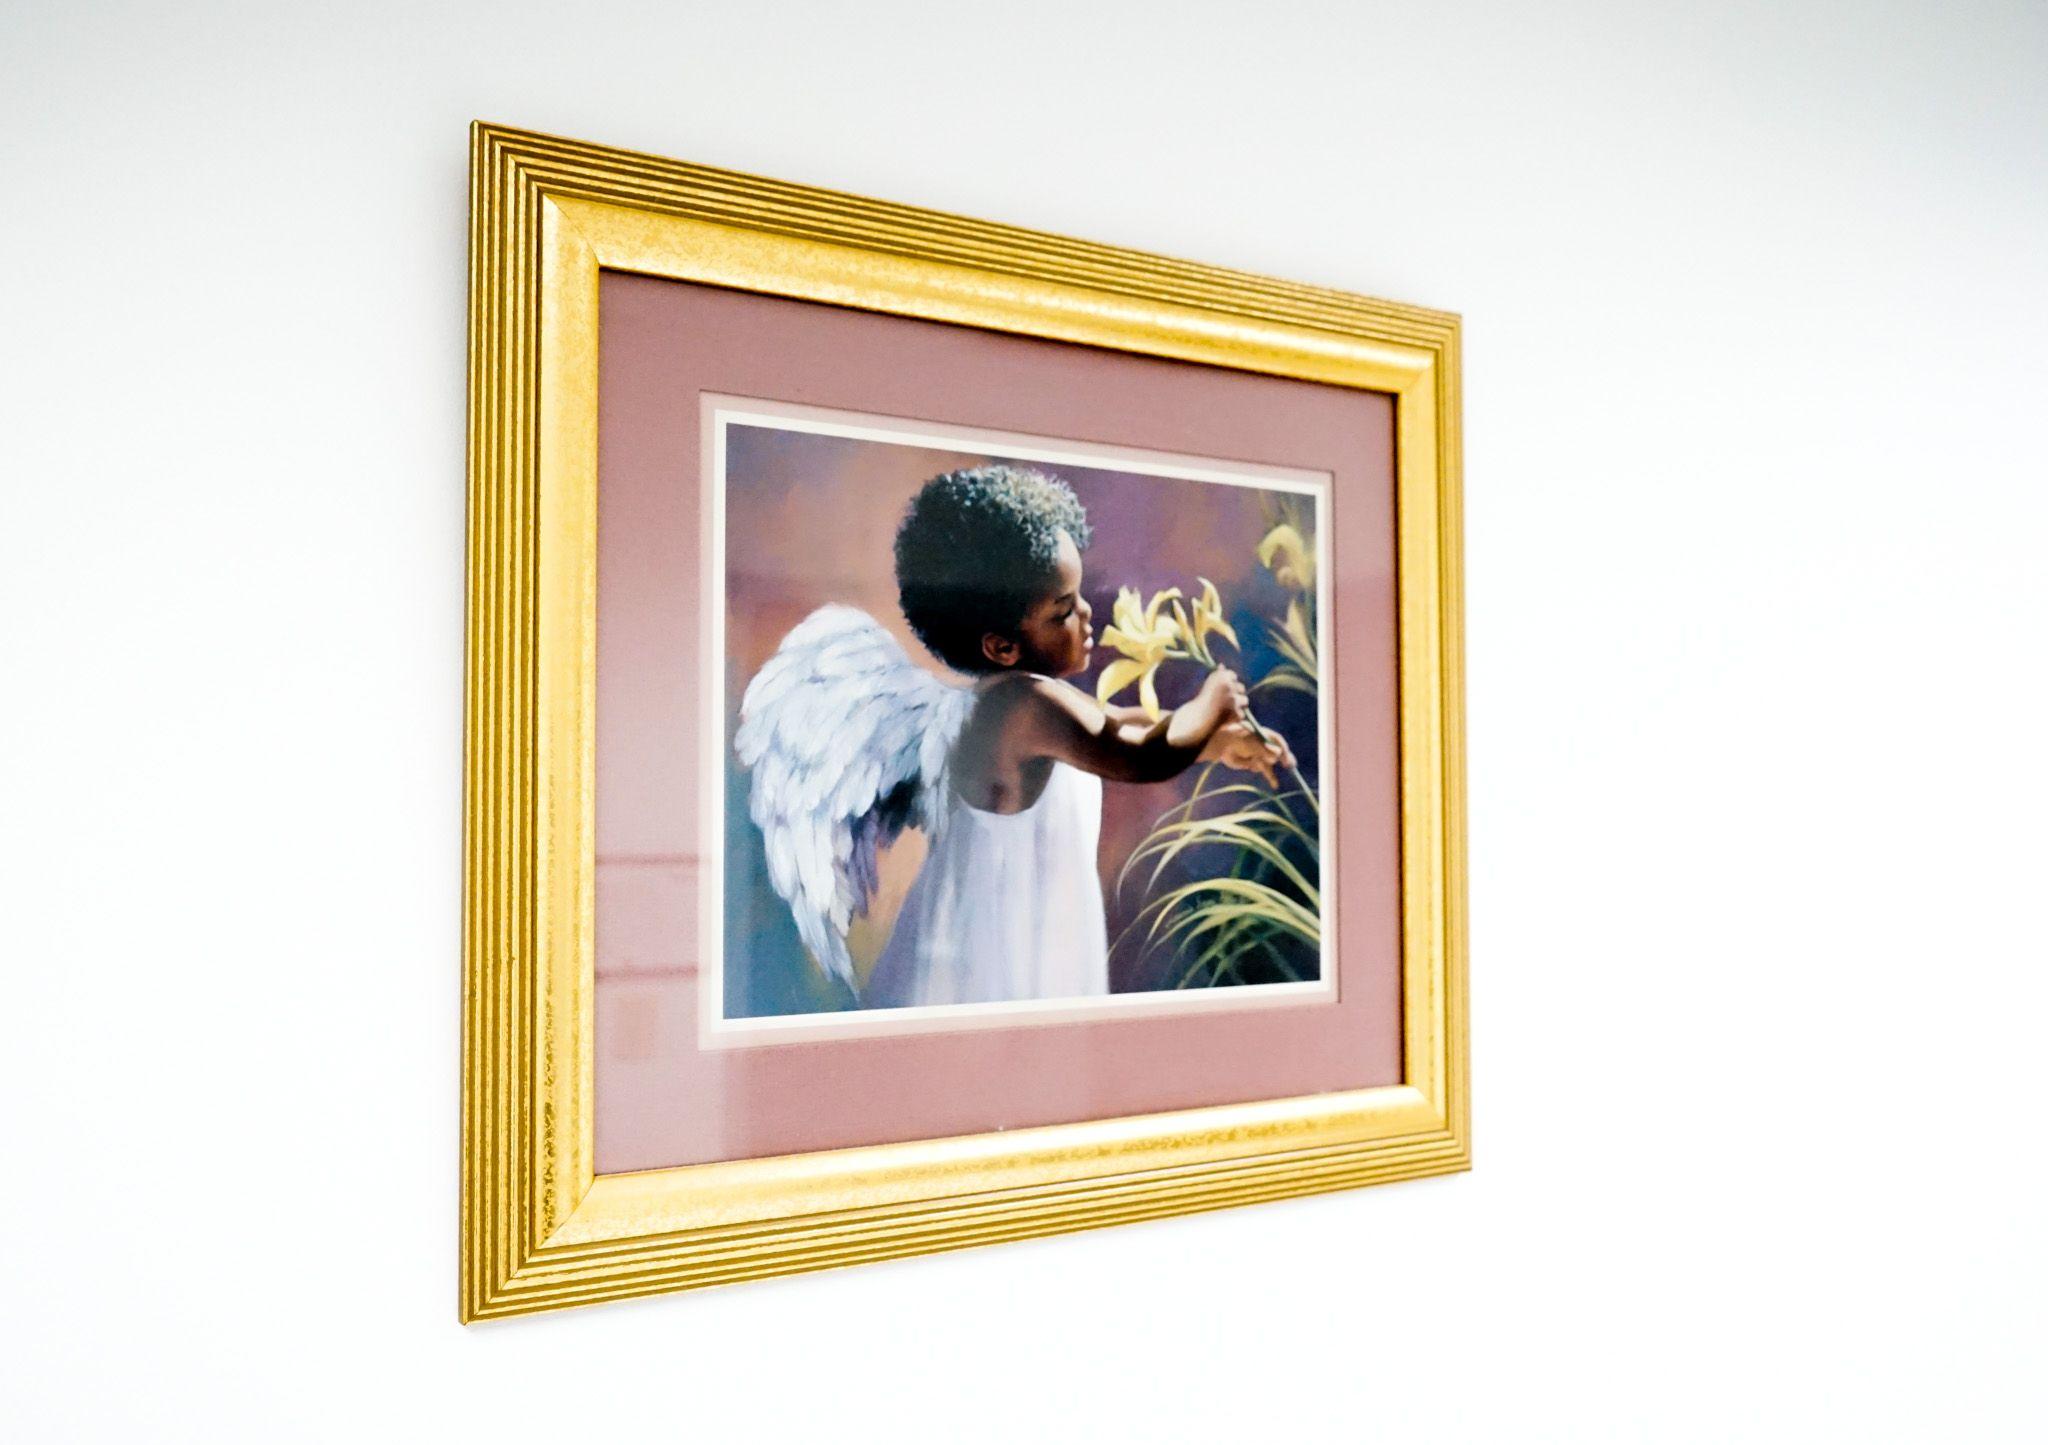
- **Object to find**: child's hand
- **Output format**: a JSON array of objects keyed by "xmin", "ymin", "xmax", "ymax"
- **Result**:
[
  {"xmin": 1204, "ymin": 721, "xmax": 1295, "ymax": 787},
  {"xmin": 1195, "ymin": 667, "xmax": 1249, "ymax": 727},
  {"xmin": 1163, "ymin": 667, "xmax": 1245, "ymax": 753}
]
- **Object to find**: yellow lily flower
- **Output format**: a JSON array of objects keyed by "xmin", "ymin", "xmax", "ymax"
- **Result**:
[
  {"xmin": 1096, "ymin": 585, "xmax": 1182, "ymax": 719},
  {"xmin": 1281, "ymin": 597, "xmax": 1318, "ymax": 672},
  {"xmin": 1257, "ymin": 523, "xmax": 1315, "ymax": 593},
  {"xmin": 1189, "ymin": 576, "xmax": 1240, "ymax": 660}
]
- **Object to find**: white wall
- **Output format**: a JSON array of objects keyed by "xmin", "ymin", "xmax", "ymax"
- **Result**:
[{"xmin": 4, "ymin": 2, "xmax": 2042, "ymax": 1439}]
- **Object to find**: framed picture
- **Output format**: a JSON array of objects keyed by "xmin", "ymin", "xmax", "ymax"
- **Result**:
[
  {"xmin": 463, "ymin": 122, "xmax": 1468, "ymax": 1320},
  {"xmin": 702, "ymin": 397, "xmax": 1336, "ymax": 1048}
]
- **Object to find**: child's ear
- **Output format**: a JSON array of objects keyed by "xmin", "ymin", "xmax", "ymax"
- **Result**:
[{"xmin": 979, "ymin": 631, "xmax": 1022, "ymax": 668}]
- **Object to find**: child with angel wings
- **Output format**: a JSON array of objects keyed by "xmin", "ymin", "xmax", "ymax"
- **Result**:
[{"xmin": 734, "ymin": 464, "xmax": 1292, "ymax": 1009}]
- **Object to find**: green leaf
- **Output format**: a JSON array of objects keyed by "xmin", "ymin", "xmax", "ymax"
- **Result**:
[{"xmin": 1136, "ymin": 876, "xmax": 1320, "ymax": 948}]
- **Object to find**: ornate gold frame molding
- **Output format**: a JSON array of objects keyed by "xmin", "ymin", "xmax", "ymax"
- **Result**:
[{"xmin": 463, "ymin": 122, "xmax": 1467, "ymax": 1320}]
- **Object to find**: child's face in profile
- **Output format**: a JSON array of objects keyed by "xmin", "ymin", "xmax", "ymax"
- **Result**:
[{"xmin": 1000, "ymin": 528, "xmax": 1093, "ymax": 677}]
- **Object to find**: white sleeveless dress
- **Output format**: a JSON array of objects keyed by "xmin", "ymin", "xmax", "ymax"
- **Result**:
[{"xmin": 862, "ymin": 760, "xmax": 1110, "ymax": 1008}]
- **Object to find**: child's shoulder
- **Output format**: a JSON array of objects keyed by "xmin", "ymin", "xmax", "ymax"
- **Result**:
[{"xmin": 968, "ymin": 671, "xmax": 1092, "ymax": 732}]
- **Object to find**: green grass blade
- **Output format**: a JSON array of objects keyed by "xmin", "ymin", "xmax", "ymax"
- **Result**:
[
  {"xmin": 1139, "ymin": 876, "xmax": 1320, "ymax": 948},
  {"xmin": 1121, "ymin": 809, "xmax": 1321, "ymax": 900}
]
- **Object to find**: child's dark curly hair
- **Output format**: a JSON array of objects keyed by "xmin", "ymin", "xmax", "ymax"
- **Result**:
[{"xmin": 894, "ymin": 464, "xmax": 1093, "ymax": 673}]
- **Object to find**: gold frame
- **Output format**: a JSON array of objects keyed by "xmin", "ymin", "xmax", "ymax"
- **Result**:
[{"xmin": 463, "ymin": 121, "xmax": 1468, "ymax": 1321}]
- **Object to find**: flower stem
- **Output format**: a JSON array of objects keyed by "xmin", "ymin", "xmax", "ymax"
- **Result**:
[{"xmin": 1239, "ymin": 703, "xmax": 1319, "ymax": 811}]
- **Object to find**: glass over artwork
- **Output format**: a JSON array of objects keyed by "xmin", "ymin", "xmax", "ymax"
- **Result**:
[{"xmin": 710, "ymin": 401, "xmax": 1333, "ymax": 1037}]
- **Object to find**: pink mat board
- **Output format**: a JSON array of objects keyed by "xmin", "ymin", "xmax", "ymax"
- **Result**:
[{"xmin": 595, "ymin": 271, "xmax": 1401, "ymax": 1174}]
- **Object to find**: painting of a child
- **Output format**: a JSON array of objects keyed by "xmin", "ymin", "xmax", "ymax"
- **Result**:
[{"xmin": 722, "ymin": 408, "xmax": 1326, "ymax": 1026}]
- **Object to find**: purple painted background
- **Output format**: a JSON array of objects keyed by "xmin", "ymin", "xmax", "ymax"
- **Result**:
[{"xmin": 722, "ymin": 422, "xmax": 1321, "ymax": 1013}]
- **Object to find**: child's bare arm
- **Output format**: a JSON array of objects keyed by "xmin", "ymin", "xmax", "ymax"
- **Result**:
[
  {"xmin": 1097, "ymin": 701, "xmax": 1160, "ymax": 728},
  {"xmin": 1016, "ymin": 671, "xmax": 1246, "ymax": 784}
]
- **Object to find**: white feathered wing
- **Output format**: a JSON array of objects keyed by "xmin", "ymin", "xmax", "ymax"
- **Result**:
[{"xmin": 732, "ymin": 605, "xmax": 975, "ymax": 993}]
